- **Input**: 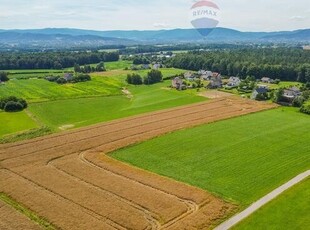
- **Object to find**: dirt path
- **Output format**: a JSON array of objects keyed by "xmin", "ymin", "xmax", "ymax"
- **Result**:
[{"xmin": 214, "ymin": 170, "xmax": 310, "ymax": 230}]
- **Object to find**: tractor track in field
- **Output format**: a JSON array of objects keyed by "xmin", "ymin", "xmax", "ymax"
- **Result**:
[
  {"xmin": 3, "ymin": 168, "xmax": 126, "ymax": 230},
  {"xmin": 0, "ymin": 97, "xmax": 276, "ymax": 229},
  {"xmin": 79, "ymin": 151, "xmax": 200, "ymax": 229}
]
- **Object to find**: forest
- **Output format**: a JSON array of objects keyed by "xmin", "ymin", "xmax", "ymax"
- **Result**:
[
  {"xmin": 168, "ymin": 48, "xmax": 310, "ymax": 82},
  {"xmin": 0, "ymin": 51, "xmax": 119, "ymax": 70}
]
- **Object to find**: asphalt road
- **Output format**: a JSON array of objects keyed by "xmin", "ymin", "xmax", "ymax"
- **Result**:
[{"xmin": 214, "ymin": 170, "xmax": 310, "ymax": 230}]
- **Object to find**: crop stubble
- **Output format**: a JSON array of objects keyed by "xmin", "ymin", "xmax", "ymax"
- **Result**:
[{"xmin": 0, "ymin": 97, "xmax": 276, "ymax": 229}]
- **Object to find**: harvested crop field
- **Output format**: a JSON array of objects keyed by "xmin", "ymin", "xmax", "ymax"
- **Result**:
[
  {"xmin": 0, "ymin": 200, "xmax": 41, "ymax": 230},
  {"xmin": 0, "ymin": 97, "xmax": 276, "ymax": 229}
]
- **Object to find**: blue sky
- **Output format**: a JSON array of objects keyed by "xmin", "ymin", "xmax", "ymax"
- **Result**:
[{"xmin": 0, "ymin": 0, "xmax": 309, "ymax": 31}]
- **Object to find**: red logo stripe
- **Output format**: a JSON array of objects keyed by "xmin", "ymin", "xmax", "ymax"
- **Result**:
[{"xmin": 191, "ymin": 1, "xmax": 219, "ymax": 10}]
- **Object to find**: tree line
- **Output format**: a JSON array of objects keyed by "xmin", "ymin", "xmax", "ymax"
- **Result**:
[
  {"xmin": 0, "ymin": 51, "xmax": 119, "ymax": 70},
  {"xmin": 168, "ymin": 48, "xmax": 310, "ymax": 82},
  {"xmin": 126, "ymin": 70, "xmax": 163, "ymax": 85}
]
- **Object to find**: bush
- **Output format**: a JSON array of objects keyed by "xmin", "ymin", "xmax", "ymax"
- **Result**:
[
  {"xmin": 300, "ymin": 102, "xmax": 310, "ymax": 115},
  {"xmin": 56, "ymin": 77, "xmax": 67, "ymax": 84},
  {"xmin": 4, "ymin": 101, "xmax": 24, "ymax": 112},
  {"xmin": 144, "ymin": 70, "xmax": 163, "ymax": 85},
  {"xmin": 0, "ymin": 72, "xmax": 9, "ymax": 82},
  {"xmin": 292, "ymin": 96, "xmax": 305, "ymax": 107},
  {"xmin": 126, "ymin": 73, "xmax": 143, "ymax": 85},
  {"xmin": 0, "ymin": 96, "xmax": 28, "ymax": 112}
]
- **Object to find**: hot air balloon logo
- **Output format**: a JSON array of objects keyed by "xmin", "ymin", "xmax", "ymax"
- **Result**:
[{"xmin": 190, "ymin": 0, "xmax": 220, "ymax": 37}]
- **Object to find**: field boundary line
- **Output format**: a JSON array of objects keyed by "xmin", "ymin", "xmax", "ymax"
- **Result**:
[
  {"xmin": 0, "ymin": 102, "xmax": 245, "ymax": 161},
  {"xmin": 0, "ymin": 98, "xmax": 230, "ymax": 149},
  {"xmin": 214, "ymin": 170, "xmax": 310, "ymax": 230}
]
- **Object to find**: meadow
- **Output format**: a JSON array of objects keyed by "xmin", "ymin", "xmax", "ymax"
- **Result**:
[
  {"xmin": 234, "ymin": 178, "xmax": 310, "ymax": 229},
  {"xmin": 28, "ymin": 81, "xmax": 205, "ymax": 130},
  {"xmin": 112, "ymin": 107, "xmax": 310, "ymax": 205},
  {"xmin": 0, "ymin": 64, "xmax": 205, "ymax": 138},
  {"xmin": 0, "ymin": 76, "xmax": 124, "ymax": 102},
  {"xmin": 0, "ymin": 111, "xmax": 38, "ymax": 137}
]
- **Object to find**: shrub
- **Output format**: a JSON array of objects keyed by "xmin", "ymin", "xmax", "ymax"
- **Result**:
[
  {"xmin": 4, "ymin": 101, "xmax": 24, "ymax": 112},
  {"xmin": 0, "ymin": 96, "xmax": 28, "ymax": 112},
  {"xmin": 300, "ymin": 101, "xmax": 310, "ymax": 115},
  {"xmin": 126, "ymin": 73, "xmax": 143, "ymax": 85},
  {"xmin": 56, "ymin": 77, "xmax": 67, "ymax": 84},
  {"xmin": 144, "ymin": 70, "xmax": 163, "ymax": 85},
  {"xmin": 0, "ymin": 72, "xmax": 9, "ymax": 82},
  {"xmin": 292, "ymin": 96, "xmax": 305, "ymax": 107}
]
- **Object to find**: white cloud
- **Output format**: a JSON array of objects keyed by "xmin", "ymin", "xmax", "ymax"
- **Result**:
[
  {"xmin": 0, "ymin": 0, "xmax": 309, "ymax": 31},
  {"xmin": 290, "ymin": 16, "xmax": 306, "ymax": 21},
  {"xmin": 153, "ymin": 22, "xmax": 171, "ymax": 29}
]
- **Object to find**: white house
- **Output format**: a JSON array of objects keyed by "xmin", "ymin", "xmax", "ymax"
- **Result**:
[
  {"xmin": 199, "ymin": 70, "xmax": 213, "ymax": 80},
  {"xmin": 283, "ymin": 87, "xmax": 302, "ymax": 100},
  {"xmin": 172, "ymin": 77, "xmax": 184, "ymax": 90},
  {"xmin": 208, "ymin": 73, "xmax": 222, "ymax": 88},
  {"xmin": 226, "ymin": 77, "xmax": 241, "ymax": 88}
]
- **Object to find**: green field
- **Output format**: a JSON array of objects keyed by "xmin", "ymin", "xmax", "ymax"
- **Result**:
[
  {"xmin": 0, "ymin": 111, "xmax": 38, "ymax": 137},
  {"xmin": 112, "ymin": 107, "xmax": 310, "ymax": 205},
  {"xmin": 234, "ymin": 178, "xmax": 310, "ymax": 230},
  {"xmin": 28, "ymin": 81, "xmax": 205, "ymax": 130},
  {"xmin": 0, "ymin": 76, "xmax": 123, "ymax": 102},
  {"xmin": 0, "ymin": 66, "xmax": 194, "ymax": 138}
]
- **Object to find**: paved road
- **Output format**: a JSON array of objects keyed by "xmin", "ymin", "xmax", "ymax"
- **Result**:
[{"xmin": 214, "ymin": 170, "xmax": 310, "ymax": 230}]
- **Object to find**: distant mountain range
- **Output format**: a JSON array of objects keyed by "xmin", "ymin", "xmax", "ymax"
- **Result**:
[{"xmin": 0, "ymin": 27, "xmax": 309, "ymax": 49}]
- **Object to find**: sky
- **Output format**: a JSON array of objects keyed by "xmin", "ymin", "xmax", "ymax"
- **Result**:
[{"xmin": 0, "ymin": 0, "xmax": 309, "ymax": 31}]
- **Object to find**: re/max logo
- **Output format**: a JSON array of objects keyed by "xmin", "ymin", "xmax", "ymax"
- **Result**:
[{"xmin": 193, "ymin": 10, "xmax": 217, "ymax": 17}]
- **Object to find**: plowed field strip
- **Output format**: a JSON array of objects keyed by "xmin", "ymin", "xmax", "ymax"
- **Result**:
[
  {"xmin": 2, "ymin": 101, "xmax": 265, "ymax": 169},
  {"xmin": 78, "ymin": 152, "xmax": 200, "ymax": 228},
  {"xmin": 0, "ymin": 200, "xmax": 42, "ymax": 230},
  {"xmin": 0, "ymin": 99, "xmax": 235, "ymax": 160},
  {"xmin": 0, "ymin": 99, "xmax": 227, "ymax": 151},
  {"xmin": 51, "ymin": 154, "xmax": 187, "ymax": 224},
  {"xmin": 49, "ymin": 157, "xmax": 162, "ymax": 229},
  {"xmin": 0, "ymin": 169, "xmax": 117, "ymax": 230},
  {"xmin": 1, "ymin": 97, "xmax": 259, "ymax": 156},
  {"xmin": 1, "ymin": 170, "xmax": 122, "ymax": 229}
]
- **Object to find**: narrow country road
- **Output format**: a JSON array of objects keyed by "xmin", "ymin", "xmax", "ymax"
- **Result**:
[{"xmin": 214, "ymin": 170, "xmax": 310, "ymax": 230}]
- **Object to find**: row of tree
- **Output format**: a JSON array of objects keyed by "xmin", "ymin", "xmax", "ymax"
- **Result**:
[
  {"xmin": 74, "ymin": 62, "xmax": 106, "ymax": 73},
  {"xmin": 0, "ymin": 51, "xmax": 119, "ymax": 70},
  {"xmin": 126, "ymin": 70, "xmax": 163, "ymax": 85},
  {"xmin": 168, "ymin": 48, "xmax": 310, "ymax": 82},
  {"xmin": 46, "ymin": 74, "xmax": 91, "ymax": 84}
]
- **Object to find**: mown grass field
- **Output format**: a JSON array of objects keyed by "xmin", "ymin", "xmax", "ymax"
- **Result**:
[
  {"xmin": 0, "ymin": 111, "xmax": 38, "ymax": 137},
  {"xmin": 0, "ymin": 76, "xmax": 124, "ymax": 102},
  {"xmin": 29, "ymin": 81, "xmax": 205, "ymax": 130},
  {"xmin": 234, "ymin": 178, "xmax": 310, "ymax": 230},
  {"xmin": 112, "ymin": 107, "xmax": 310, "ymax": 205}
]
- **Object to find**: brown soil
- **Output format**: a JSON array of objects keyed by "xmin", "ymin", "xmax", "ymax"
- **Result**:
[{"xmin": 0, "ymin": 97, "xmax": 276, "ymax": 229}]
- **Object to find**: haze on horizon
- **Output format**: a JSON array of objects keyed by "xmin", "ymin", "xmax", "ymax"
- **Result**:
[{"xmin": 0, "ymin": 0, "xmax": 309, "ymax": 32}]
